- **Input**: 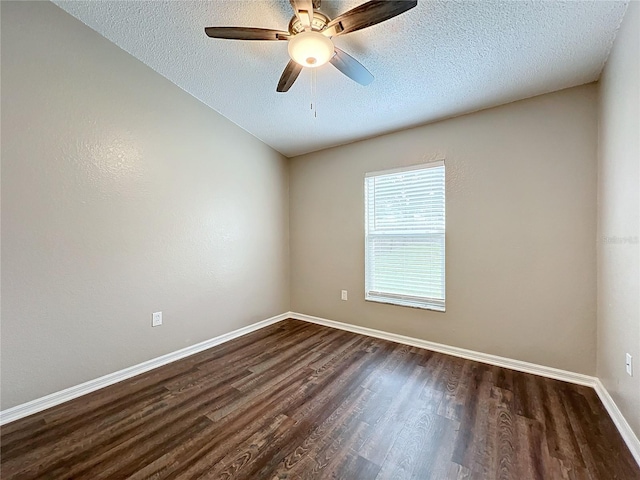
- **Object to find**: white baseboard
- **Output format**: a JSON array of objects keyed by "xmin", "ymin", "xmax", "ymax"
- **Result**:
[
  {"xmin": 289, "ymin": 311, "xmax": 640, "ymax": 468},
  {"xmin": 0, "ymin": 312, "xmax": 289, "ymax": 426},
  {"xmin": 593, "ymin": 379, "xmax": 640, "ymax": 466},
  {"xmin": 289, "ymin": 312, "xmax": 596, "ymax": 386}
]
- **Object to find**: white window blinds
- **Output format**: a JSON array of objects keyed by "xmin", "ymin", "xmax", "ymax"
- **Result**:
[{"xmin": 364, "ymin": 161, "xmax": 445, "ymax": 311}]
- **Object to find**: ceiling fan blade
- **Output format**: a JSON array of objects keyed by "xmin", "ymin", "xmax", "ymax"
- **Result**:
[
  {"xmin": 290, "ymin": 0, "xmax": 315, "ymax": 29},
  {"xmin": 326, "ymin": 0, "xmax": 417, "ymax": 36},
  {"xmin": 330, "ymin": 47, "xmax": 374, "ymax": 86},
  {"xmin": 204, "ymin": 27, "xmax": 289, "ymax": 41},
  {"xmin": 277, "ymin": 60, "xmax": 303, "ymax": 92}
]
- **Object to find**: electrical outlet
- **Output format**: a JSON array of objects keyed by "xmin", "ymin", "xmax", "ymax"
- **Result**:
[
  {"xmin": 626, "ymin": 353, "xmax": 633, "ymax": 376},
  {"xmin": 152, "ymin": 311, "xmax": 162, "ymax": 327},
  {"xmin": 341, "ymin": 290, "xmax": 348, "ymax": 301}
]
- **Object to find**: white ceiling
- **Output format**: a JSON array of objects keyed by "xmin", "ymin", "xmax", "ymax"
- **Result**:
[{"xmin": 53, "ymin": 0, "xmax": 628, "ymax": 157}]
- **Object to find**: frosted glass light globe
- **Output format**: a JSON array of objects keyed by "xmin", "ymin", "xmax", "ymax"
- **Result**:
[{"xmin": 288, "ymin": 31, "xmax": 334, "ymax": 68}]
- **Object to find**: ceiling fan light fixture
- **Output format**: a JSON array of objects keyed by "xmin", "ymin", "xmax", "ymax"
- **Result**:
[{"xmin": 288, "ymin": 31, "xmax": 334, "ymax": 68}]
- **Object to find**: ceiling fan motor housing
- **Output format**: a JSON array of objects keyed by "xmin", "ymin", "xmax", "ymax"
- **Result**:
[{"xmin": 288, "ymin": 11, "xmax": 331, "ymax": 34}]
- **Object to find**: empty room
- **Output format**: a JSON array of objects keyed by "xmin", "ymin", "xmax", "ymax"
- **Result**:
[{"xmin": 1, "ymin": 0, "xmax": 639, "ymax": 479}]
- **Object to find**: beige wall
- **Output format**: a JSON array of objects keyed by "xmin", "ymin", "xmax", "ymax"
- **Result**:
[
  {"xmin": 597, "ymin": 1, "xmax": 640, "ymax": 437},
  {"xmin": 0, "ymin": 1, "xmax": 289, "ymax": 410},
  {"xmin": 290, "ymin": 85, "xmax": 598, "ymax": 375}
]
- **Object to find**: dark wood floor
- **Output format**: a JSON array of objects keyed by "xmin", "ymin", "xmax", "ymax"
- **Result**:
[{"xmin": 1, "ymin": 320, "xmax": 638, "ymax": 479}]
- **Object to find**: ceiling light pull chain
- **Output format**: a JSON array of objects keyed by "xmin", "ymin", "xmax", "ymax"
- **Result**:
[{"xmin": 311, "ymin": 68, "xmax": 317, "ymax": 118}]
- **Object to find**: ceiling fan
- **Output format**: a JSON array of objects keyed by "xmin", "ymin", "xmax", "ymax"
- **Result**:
[{"xmin": 205, "ymin": 0, "xmax": 418, "ymax": 92}]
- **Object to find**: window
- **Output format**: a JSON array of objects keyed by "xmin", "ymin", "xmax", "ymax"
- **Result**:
[{"xmin": 364, "ymin": 161, "xmax": 445, "ymax": 311}]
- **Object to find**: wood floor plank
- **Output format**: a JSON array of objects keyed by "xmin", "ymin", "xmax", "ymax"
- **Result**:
[
  {"xmin": 450, "ymin": 366, "xmax": 493, "ymax": 469},
  {"xmin": 374, "ymin": 409, "xmax": 456, "ymax": 479},
  {"xmin": 326, "ymin": 453, "xmax": 382, "ymax": 480},
  {"xmin": 358, "ymin": 357, "xmax": 429, "ymax": 464},
  {"xmin": 272, "ymin": 388, "xmax": 373, "ymax": 477},
  {"xmin": 243, "ymin": 341, "xmax": 390, "ymax": 479},
  {"xmin": 160, "ymin": 368, "xmax": 316, "ymax": 479},
  {"xmin": 540, "ymin": 377, "xmax": 587, "ymax": 468},
  {"xmin": 513, "ymin": 415, "xmax": 547, "ymax": 480},
  {"xmin": 310, "ymin": 420, "xmax": 373, "ymax": 479},
  {"xmin": 204, "ymin": 413, "xmax": 294, "ymax": 479},
  {"xmin": 1, "ymin": 319, "xmax": 638, "ymax": 480},
  {"xmin": 491, "ymin": 387, "xmax": 516, "ymax": 480},
  {"xmin": 438, "ymin": 360, "xmax": 481, "ymax": 422}
]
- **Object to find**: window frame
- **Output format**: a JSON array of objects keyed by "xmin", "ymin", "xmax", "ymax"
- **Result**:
[{"xmin": 364, "ymin": 160, "xmax": 446, "ymax": 312}]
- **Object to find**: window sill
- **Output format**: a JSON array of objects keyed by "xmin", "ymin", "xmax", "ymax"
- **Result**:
[{"xmin": 365, "ymin": 296, "xmax": 446, "ymax": 313}]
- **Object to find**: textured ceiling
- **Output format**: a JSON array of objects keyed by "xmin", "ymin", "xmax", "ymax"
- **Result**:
[{"xmin": 53, "ymin": 0, "xmax": 628, "ymax": 157}]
